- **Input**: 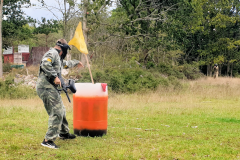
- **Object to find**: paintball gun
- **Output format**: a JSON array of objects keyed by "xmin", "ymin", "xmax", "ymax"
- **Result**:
[
  {"xmin": 54, "ymin": 73, "xmax": 77, "ymax": 103},
  {"xmin": 40, "ymin": 66, "xmax": 76, "ymax": 103}
]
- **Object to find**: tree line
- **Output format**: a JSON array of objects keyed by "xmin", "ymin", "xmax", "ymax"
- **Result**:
[{"xmin": 1, "ymin": 0, "xmax": 240, "ymax": 78}]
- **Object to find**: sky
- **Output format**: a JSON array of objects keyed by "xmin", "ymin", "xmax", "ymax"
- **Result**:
[
  {"xmin": 22, "ymin": 0, "xmax": 116, "ymax": 21},
  {"xmin": 22, "ymin": 0, "xmax": 66, "ymax": 21}
]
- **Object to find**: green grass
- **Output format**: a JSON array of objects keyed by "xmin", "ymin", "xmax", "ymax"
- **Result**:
[{"xmin": 1, "ymin": 78, "xmax": 240, "ymax": 159}]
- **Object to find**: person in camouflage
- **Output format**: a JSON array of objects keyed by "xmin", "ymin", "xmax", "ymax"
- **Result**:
[
  {"xmin": 213, "ymin": 64, "xmax": 219, "ymax": 79},
  {"xmin": 36, "ymin": 39, "xmax": 83, "ymax": 149}
]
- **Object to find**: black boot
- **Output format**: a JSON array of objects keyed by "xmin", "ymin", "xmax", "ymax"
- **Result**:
[{"xmin": 59, "ymin": 133, "xmax": 76, "ymax": 140}]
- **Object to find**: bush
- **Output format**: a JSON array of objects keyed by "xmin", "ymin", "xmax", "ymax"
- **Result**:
[
  {"xmin": 0, "ymin": 78, "xmax": 36, "ymax": 99},
  {"xmin": 3, "ymin": 63, "xmax": 12, "ymax": 72},
  {"xmin": 146, "ymin": 61, "xmax": 155, "ymax": 69},
  {"xmin": 76, "ymin": 68, "xmax": 170, "ymax": 93},
  {"xmin": 168, "ymin": 76, "xmax": 184, "ymax": 90},
  {"xmin": 157, "ymin": 63, "xmax": 185, "ymax": 79},
  {"xmin": 181, "ymin": 62, "xmax": 203, "ymax": 80},
  {"xmin": 156, "ymin": 62, "xmax": 203, "ymax": 80}
]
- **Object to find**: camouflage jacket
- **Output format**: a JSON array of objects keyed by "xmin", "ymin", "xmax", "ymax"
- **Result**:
[
  {"xmin": 36, "ymin": 48, "xmax": 79, "ymax": 89},
  {"xmin": 213, "ymin": 66, "xmax": 219, "ymax": 72}
]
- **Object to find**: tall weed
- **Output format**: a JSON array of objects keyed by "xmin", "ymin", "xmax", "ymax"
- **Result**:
[
  {"xmin": 76, "ymin": 68, "xmax": 185, "ymax": 93},
  {"xmin": 0, "ymin": 78, "xmax": 36, "ymax": 99}
]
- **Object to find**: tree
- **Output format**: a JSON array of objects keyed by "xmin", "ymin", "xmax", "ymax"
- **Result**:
[
  {"xmin": 2, "ymin": 0, "xmax": 33, "ymax": 48},
  {"xmin": 39, "ymin": 0, "xmax": 112, "ymax": 65},
  {"xmin": 189, "ymin": 0, "xmax": 240, "ymax": 76},
  {"xmin": 159, "ymin": 0, "xmax": 240, "ymax": 77},
  {"xmin": 0, "ymin": 0, "xmax": 3, "ymax": 78},
  {"xmin": 80, "ymin": 0, "xmax": 112, "ymax": 65},
  {"xmin": 104, "ymin": 0, "xmax": 183, "ymax": 66},
  {"xmin": 38, "ymin": 0, "xmax": 81, "ymax": 39},
  {"xmin": 1, "ymin": 0, "xmax": 32, "ymax": 78},
  {"xmin": 34, "ymin": 18, "xmax": 61, "ymax": 47}
]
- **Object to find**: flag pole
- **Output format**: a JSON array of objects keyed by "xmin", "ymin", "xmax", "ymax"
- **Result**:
[{"xmin": 85, "ymin": 54, "xmax": 94, "ymax": 84}]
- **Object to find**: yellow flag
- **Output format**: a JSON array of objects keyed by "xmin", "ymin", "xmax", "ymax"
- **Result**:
[{"xmin": 68, "ymin": 22, "xmax": 88, "ymax": 54}]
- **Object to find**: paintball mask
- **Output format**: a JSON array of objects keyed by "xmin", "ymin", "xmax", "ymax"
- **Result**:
[{"xmin": 56, "ymin": 41, "xmax": 71, "ymax": 60}]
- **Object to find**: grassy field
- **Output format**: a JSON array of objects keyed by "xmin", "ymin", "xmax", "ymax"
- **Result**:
[{"xmin": 1, "ymin": 77, "xmax": 240, "ymax": 159}]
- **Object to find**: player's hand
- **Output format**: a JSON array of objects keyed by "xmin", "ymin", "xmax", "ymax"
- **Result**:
[
  {"xmin": 78, "ymin": 62, "xmax": 84, "ymax": 68},
  {"xmin": 54, "ymin": 77, "xmax": 61, "ymax": 87}
]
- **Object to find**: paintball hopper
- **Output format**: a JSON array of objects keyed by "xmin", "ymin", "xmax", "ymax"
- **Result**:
[{"xmin": 67, "ymin": 79, "xmax": 77, "ymax": 93}]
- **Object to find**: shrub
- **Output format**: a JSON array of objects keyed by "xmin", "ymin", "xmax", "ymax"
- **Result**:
[
  {"xmin": 156, "ymin": 62, "xmax": 203, "ymax": 80},
  {"xmin": 3, "ymin": 63, "xmax": 12, "ymax": 72},
  {"xmin": 157, "ymin": 63, "xmax": 185, "ymax": 79},
  {"xmin": 146, "ymin": 61, "xmax": 155, "ymax": 69},
  {"xmin": 168, "ymin": 76, "xmax": 184, "ymax": 90},
  {"xmin": 181, "ymin": 62, "xmax": 203, "ymax": 80},
  {"xmin": 76, "ymin": 68, "xmax": 169, "ymax": 93},
  {"xmin": 0, "ymin": 77, "xmax": 36, "ymax": 99}
]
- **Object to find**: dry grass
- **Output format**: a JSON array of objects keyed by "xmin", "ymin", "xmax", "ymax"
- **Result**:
[
  {"xmin": 25, "ymin": 65, "xmax": 40, "ymax": 77},
  {"xmin": 191, "ymin": 76, "xmax": 240, "ymax": 86},
  {"xmin": 1, "ymin": 77, "xmax": 240, "ymax": 159},
  {"xmin": 0, "ymin": 95, "xmax": 74, "ymax": 112},
  {"xmin": 188, "ymin": 77, "xmax": 240, "ymax": 99},
  {"xmin": 2, "ymin": 76, "xmax": 236, "ymax": 110},
  {"xmin": 108, "ymin": 77, "xmax": 240, "ymax": 110},
  {"xmin": 0, "ymin": 76, "xmax": 239, "ymax": 112}
]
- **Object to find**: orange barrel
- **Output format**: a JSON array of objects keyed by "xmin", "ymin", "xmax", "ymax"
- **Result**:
[{"xmin": 73, "ymin": 83, "xmax": 108, "ymax": 137}]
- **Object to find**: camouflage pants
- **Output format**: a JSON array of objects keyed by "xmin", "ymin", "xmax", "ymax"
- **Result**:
[
  {"xmin": 37, "ymin": 87, "xmax": 69, "ymax": 141},
  {"xmin": 213, "ymin": 71, "xmax": 218, "ymax": 79}
]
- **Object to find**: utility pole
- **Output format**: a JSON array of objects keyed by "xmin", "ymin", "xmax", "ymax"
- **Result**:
[
  {"xmin": 0, "ymin": 0, "xmax": 3, "ymax": 78},
  {"xmin": 63, "ymin": 0, "xmax": 67, "ymax": 39}
]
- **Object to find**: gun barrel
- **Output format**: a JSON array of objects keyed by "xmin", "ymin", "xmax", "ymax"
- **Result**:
[{"xmin": 64, "ymin": 89, "xmax": 71, "ymax": 103}]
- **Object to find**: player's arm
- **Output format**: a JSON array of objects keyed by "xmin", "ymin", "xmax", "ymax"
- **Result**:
[
  {"xmin": 62, "ymin": 59, "xmax": 84, "ymax": 69},
  {"xmin": 40, "ymin": 52, "xmax": 58, "ymax": 83}
]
